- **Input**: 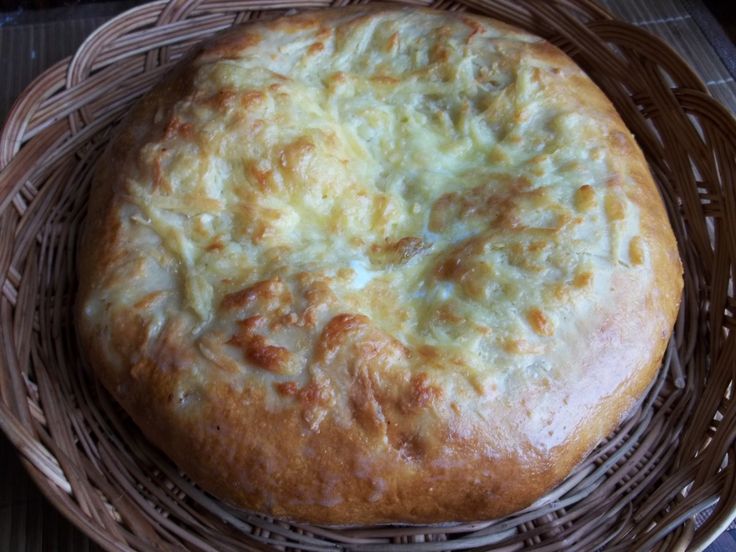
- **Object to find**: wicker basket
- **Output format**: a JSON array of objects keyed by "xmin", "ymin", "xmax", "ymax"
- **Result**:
[{"xmin": 1, "ymin": 0, "xmax": 735, "ymax": 550}]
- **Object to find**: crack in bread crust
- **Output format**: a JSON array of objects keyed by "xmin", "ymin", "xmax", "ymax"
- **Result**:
[{"xmin": 77, "ymin": 5, "xmax": 682, "ymax": 524}]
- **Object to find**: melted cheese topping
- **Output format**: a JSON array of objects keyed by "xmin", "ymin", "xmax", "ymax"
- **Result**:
[{"xmin": 85, "ymin": 9, "xmax": 649, "ymax": 427}]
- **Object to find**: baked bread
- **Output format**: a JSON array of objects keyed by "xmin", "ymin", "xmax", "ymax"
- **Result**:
[{"xmin": 76, "ymin": 5, "xmax": 683, "ymax": 524}]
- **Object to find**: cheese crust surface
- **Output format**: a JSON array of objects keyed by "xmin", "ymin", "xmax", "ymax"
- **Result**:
[{"xmin": 77, "ymin": 6, "xmax": 683, "ymax": 524}]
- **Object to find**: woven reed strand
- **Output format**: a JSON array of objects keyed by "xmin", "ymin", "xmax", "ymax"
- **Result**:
[{"xmin": 1, "ymin": 0, "xmax": 735, "ymax": 550}]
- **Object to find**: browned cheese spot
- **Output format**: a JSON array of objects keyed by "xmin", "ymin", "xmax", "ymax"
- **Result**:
[
  {"xmin": 229, "ymin": 315, "xmax": 294, "ymax": 374},
  {"xmin": 629, "ymin": 236, "xmax": 645, "ymax": 265},
  {"xmin": 206, "ymin": 239, "xmax": 224, "ymax": 252},
  {"xmin": 239, "ymin": 91, "xmax": 266, "ymax": 110},
  {"xmin": 503, "ymin": 339, "xmax": 528, "ymax": 354},
  {"xmin": 315, "ymin": 313, "xmax": 371, "ymax": 362},
  {"xmin": 488, "ymin": 146, "xmax": 510, "ymax": 165},
  {"xmin": 386, "ymin": 31, "xmax": 399, "ymax": 52},
  {"xmin": 604, "ymin": 192, "xmax": 626, "ymax": 221},
  {"xmin": 573, "ymin": 270, "xmax": 593, "ymax": 288},
  {"xmin": 430, "ymin": 27, "xmax": 452, "ymax": 62},
  {"xmin": 526, "ymin": 308, "xmax": 555, "ymax": 336},
  {"xmin": 297, "ymin": 381, "xmax": 332, "ymax": 406},
  {"xmin": 574, "ymin": 184, "xmax": 596, "ymax": 212},
  {"xmin": 220, "ymin": 277, "xmax": 290, "ymax": 312},
  {"xmin": 370, "ymin": 236, "xmax": 428, "ymax": 265},
  {"xmin": 461, "ymin": 16, "xmax": 484, "ymax": 42},
  {"xmin": 270, "ymin": 311, "xmax": 299, "ymax": 331},
  {"xmin": 370, "ymin": 74, "xmax": 401, "ymax": 86},
  {"xmin": 279, "ymin": 137, "xmax": 316, "ymax": 181},
  {"xmin": 274, "ymin": 381, "xmax": 298, "ymax": 396},
  {"xmin": 245, "ymin": 161, "xmax": 274, "ymax": 193},
  {"xmin": 133, "ymin": 291, "xmax": 167, "ymax": 310},
  {"xmin": 151, "ymin": 151, "xmax": 171, "ymax": 193},
  {"xmin": 164, "ymin": 116, "xmax": 194, "ymax": 141},
  {"xmin": 204, "ymin": 88, "xmax": 237, "ymax": 109},
  {"xmin": 428, "ymin": 179, "xmax": 532, "ymax": 232},
  {"xmin": 307, "ymin": 42, "xmax": 324, "ymax": 56},
  {"xmin": 417, "ymin": 344, "xmax": 440, "ymax": 362},
  {"xmin": 404, "ymin": 372, "xmax": 443, "ymax": 411}
]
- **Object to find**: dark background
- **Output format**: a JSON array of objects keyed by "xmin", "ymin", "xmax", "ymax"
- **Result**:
[
  {"xmin": 705, "ymin": 0, "xmax": 735, "ymax": 40},
  {"xmin": 0, "ymin": 0, "xmax": 733, "ymax": 29}
]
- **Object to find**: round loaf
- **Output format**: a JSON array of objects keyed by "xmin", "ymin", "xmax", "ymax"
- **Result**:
[{"xmin": 77, "ymin": 5, "xmax": 683, "ymax": 524}]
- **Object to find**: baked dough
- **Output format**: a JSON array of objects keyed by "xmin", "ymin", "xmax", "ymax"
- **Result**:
[{"xmin": 77, "ymin": 5, "xmax": 683, "ymax": 524}]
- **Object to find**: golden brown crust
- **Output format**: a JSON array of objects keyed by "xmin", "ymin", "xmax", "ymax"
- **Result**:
[{"xmin": 76, "ymin": 5, "xmax": 683, "ymax": 524}]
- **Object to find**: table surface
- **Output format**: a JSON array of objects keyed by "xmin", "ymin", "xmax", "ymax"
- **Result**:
[{"xmin": 1, "ymin": 0, "xmax": 735, "ymax": 550}]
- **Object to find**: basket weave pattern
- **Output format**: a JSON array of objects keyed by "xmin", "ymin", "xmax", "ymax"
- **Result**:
[{"xmin": 0, "ymin": 0, "xmax": 735, "ymax": 550}]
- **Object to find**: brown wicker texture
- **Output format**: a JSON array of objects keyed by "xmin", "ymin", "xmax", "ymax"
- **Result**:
[{"xmin": 0, "ymin": 0, "xmax": 734, "ymax": 550}]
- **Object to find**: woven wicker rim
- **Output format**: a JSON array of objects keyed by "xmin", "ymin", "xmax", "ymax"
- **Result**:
[{"xmin": 1, "ymin": 0, "xmax": 736, "ymax": 550}]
